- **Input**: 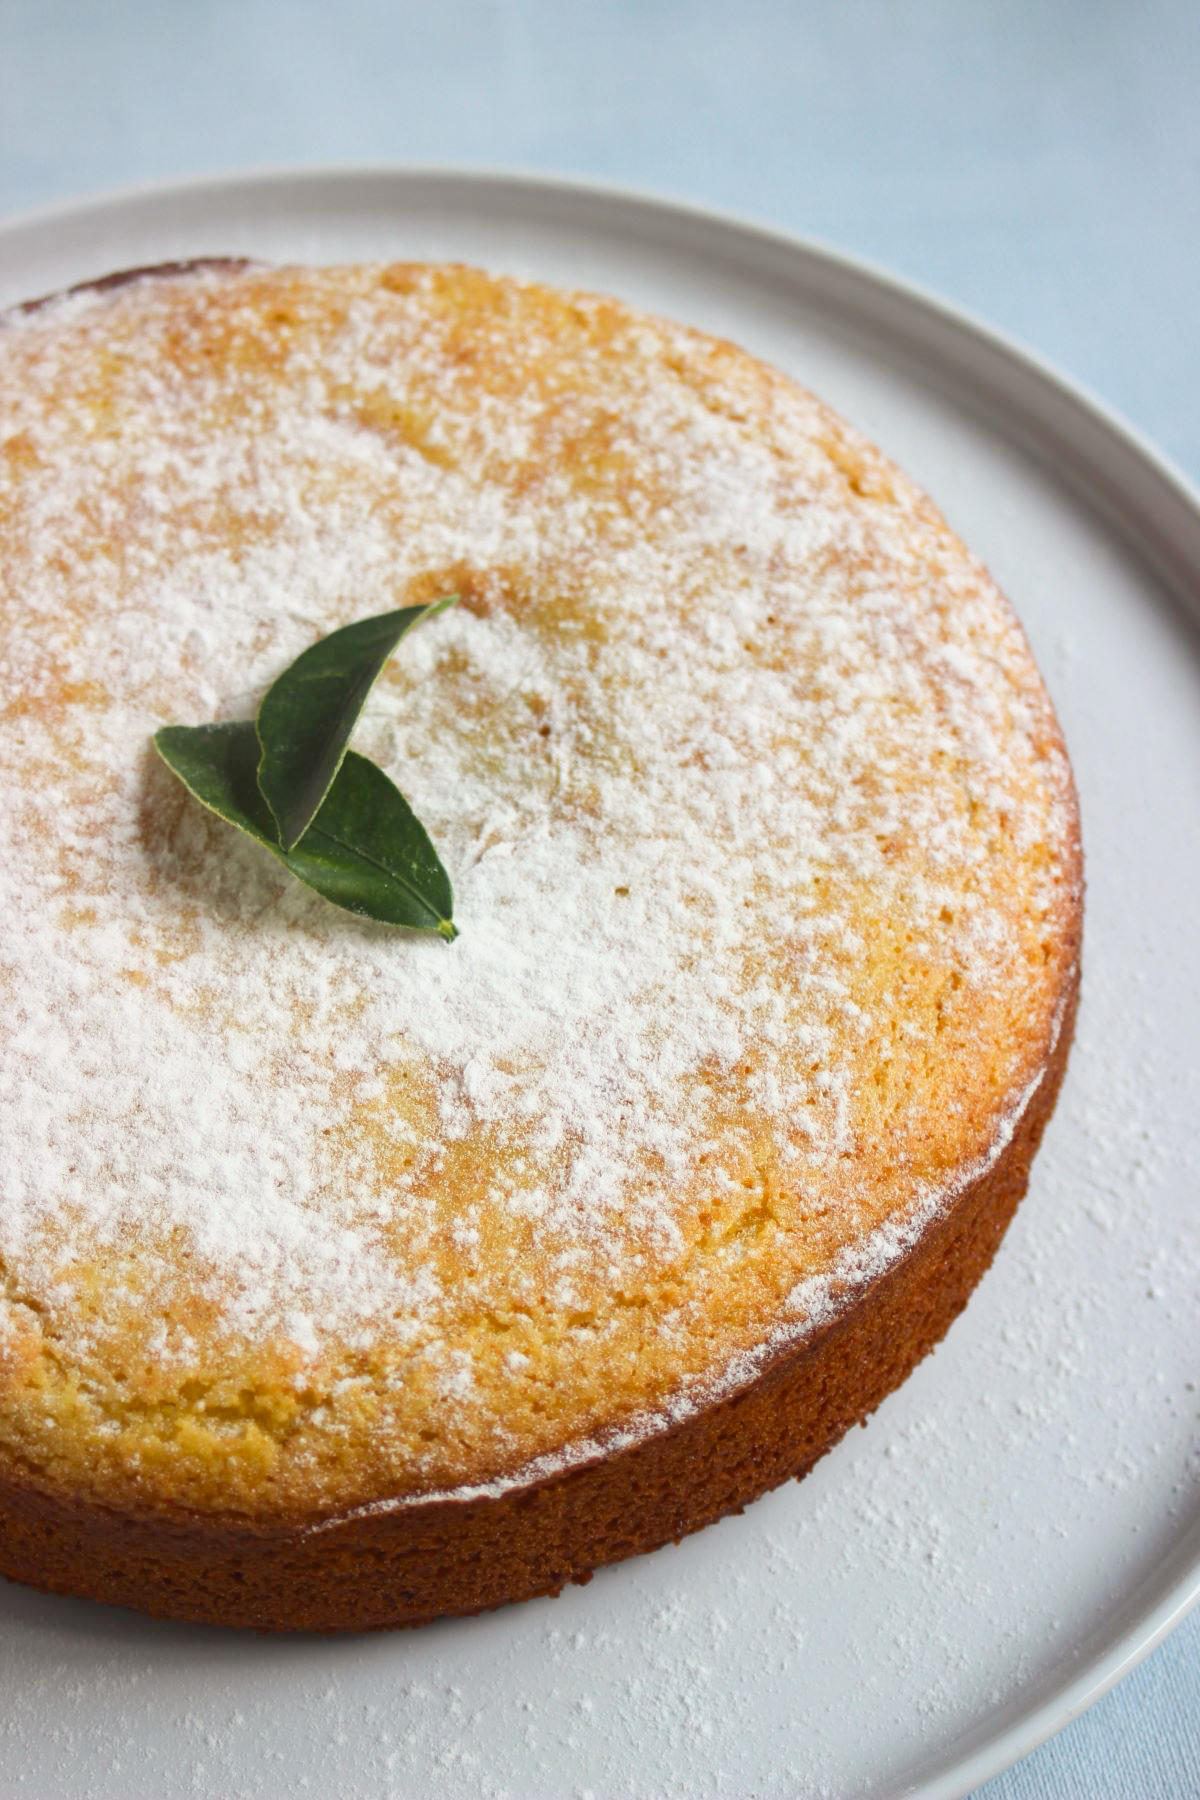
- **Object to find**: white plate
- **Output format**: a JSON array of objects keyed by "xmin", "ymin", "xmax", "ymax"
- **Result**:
[{"xmin": 1, "ymin": 169, "xmax": 1197, "ymax": 1800}]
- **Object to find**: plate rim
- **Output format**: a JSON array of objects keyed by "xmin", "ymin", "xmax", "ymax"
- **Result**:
[{"xmin": 1, "ymin": 161, "xmax": 1197, "ymax": 1799}]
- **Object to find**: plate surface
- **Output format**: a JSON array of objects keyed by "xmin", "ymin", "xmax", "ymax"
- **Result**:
[{"xmin": 1, "ymin": 168, "xmax": 1198, "ymax": 1800}]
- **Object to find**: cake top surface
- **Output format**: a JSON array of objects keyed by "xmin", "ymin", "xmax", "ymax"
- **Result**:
[{"xmin": 0, "ymin": 263, "xmax": 1079, "ymax": 1517}]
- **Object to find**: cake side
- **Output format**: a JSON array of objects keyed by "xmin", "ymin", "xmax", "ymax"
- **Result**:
[
  {"xmin": 0, "ymin": 262, "xmax": 1081, "ymax": 1545},
  {"xmin": 0, "ymin": 955, "xmax": 1077, "ymax": 1630}
]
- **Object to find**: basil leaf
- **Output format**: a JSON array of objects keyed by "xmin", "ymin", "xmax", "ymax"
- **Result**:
[
  {"xmin": 154, "ymin": 721, "xmax": 457, "ymax": 939},
  {"xmin": 255, "ymin": 597, "xmax": 456, "ymax": 851}
]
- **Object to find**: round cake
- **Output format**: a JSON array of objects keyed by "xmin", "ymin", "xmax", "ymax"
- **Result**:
[{"xmin": 0, "ymin": 260, "xmax": 1081, "ymax": 1631}]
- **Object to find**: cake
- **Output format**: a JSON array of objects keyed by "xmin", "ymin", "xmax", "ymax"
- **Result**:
[{"xmin": 0, "ymin": 260, "xmax": 1081, "ymax": 1631}]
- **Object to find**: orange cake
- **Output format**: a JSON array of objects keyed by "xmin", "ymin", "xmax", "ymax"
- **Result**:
[{"xmin": 0, "ymin": 261, "xmax": 1081, "ymax": 1630}]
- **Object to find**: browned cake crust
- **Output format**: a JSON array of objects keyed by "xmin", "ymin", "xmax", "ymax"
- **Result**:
[
  {"xmin": 0, "ymin": 964, "xmax": 1075, "ymax": 1632},
  {"xmin": 0, "ymin": 261, "xmax": 1082, "ymax": 1631}
]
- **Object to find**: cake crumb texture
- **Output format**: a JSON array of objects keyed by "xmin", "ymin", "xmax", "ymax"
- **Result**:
[{"xmin": 0, "ymin": 263, "xmax": 1080, "ymax": 1542}]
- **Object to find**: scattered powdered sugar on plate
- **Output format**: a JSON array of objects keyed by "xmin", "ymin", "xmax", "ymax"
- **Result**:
[{"xmin": 0, "ymin": 262, "xmax": 1076, "ymax": 1491}]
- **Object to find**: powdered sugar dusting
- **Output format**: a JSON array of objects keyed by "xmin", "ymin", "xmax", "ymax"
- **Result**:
[
  {"xmin": 320, "ymin": 992, "xmax": 1068, "ymax": 1520},
  {"xmin": 0, "ymin": 263, "xmax": 1078, "ymax": 1495}
]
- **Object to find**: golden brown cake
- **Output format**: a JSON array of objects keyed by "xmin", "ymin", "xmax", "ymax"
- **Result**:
[{"xmin": 0, "ymin": 261, "xmax": 1081, "ymax": 1631}]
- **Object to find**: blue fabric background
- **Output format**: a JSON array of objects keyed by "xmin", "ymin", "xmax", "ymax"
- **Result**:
[{"xmin": 1, "ymin": 3, "xmax": 1196, "ymax": 1791}]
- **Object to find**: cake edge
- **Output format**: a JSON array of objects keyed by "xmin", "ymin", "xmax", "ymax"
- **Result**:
[{"xmin": 0, "ymin": 946, "xmax": 1079, "ymax": 1632}]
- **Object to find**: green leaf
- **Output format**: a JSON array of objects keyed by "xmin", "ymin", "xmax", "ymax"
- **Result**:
[
  {"xmin": 154, "ymin": 720, "xmax": 457, "ymax": 939},
  {"xmin": 255, "ymin": 597, "xmax": 456, "ymax": 851}
]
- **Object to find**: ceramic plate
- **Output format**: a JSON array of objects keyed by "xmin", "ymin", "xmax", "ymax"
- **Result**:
[{"xmin": 1, "ymin": 169, "xmax": 1197, "ymax": 1800}]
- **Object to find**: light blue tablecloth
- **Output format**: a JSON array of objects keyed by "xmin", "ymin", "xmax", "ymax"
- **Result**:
[{"xmin": 1, "ymin": 3, "xmax": 1196, "ymax": 1792}]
